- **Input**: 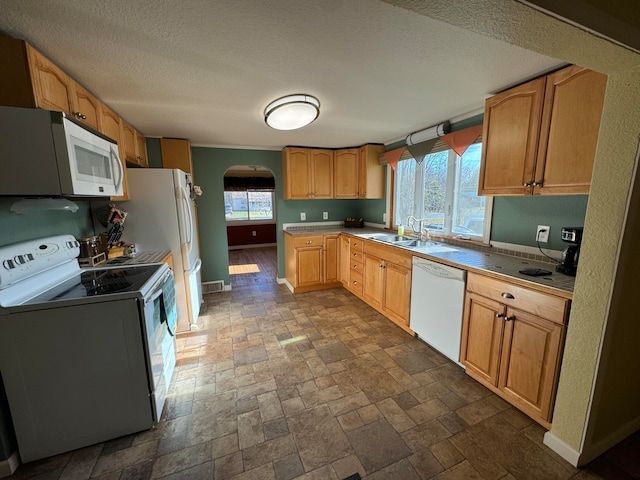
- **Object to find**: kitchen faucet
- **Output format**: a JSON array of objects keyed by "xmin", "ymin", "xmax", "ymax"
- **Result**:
[{"xmin": 407, "ymin": 216, "xmax": 429, "ymax": 238}]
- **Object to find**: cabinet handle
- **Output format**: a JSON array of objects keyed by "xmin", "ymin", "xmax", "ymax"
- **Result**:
[
  {"xmin": 380, "ymin": 264, "xmax": 385, "ymax": 269},
  {"xmin": 353, "ymin": 242, "xmax": 358, "ymax": 247},
  {"xmin": 73, "ymin": 111, "xmax": 87, "ymax": 120},
  {"xmin": 353, "ymin": 264, "xmax": 358, "ymax": 269},
  {"xmin": 306, "ymin": 240, "xmax": 312, "ymax": 244},
  {"xmin": 353, "ymin": 280, "xmax": 358, "ymax": 285},
  {"xmin": 505, "ymin": 315, "xmax": 516, "ymax": 322},
  {"xmin": 501, "ymin": 292, "xmax": 514, "ymax": 299},
  {"xmin": 495, "ymin": 313, "xmax": 505, "ymax": 319},
  {"xmin": 353, "ymin": 253, "xmax": 358, "ymax": 257},
  {"xmin": 523, "ymin": 182, "xmax": 532, "ymax": 187},
  {"xmin": 532, "ymin": 181, "xmax": 542, "ymax": 187}
]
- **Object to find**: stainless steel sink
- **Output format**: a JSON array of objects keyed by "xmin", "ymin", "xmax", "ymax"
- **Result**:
[{"xmin": 366, "ymin": 234, "xmax": 413, "ymax": 243}]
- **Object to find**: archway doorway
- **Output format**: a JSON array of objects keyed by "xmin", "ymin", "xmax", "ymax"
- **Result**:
[{"xmin": 223, "ymin": 165, "xmax": 277, "ymax": 287}]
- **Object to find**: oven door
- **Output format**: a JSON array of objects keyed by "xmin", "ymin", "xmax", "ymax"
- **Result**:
[
  {"xmin": 61, "ymin": 117, "xmax": 124, "ymax": 197},
  {"xmin": 141, "ymin": 268, "xmax": 177, "ymax": 421}
]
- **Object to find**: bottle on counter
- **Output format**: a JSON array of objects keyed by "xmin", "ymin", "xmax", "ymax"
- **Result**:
[{"xmin": 398, "ymin": 223, "xmax": 405, "ymax": 236}]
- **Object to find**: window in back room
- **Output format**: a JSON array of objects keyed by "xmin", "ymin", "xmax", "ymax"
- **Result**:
[{"xmin": 393, "ymin": 141, "xmax": 492, "ymax": 243}]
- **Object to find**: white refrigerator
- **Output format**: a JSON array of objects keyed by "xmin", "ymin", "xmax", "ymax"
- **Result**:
[{"xmin": 123, "ymin": 168, "xmax": 202, "ymax": 332}]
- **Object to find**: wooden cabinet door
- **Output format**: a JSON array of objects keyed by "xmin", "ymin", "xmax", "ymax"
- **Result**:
[
  {"xmin": 362, "ymin": 253, "xmax": 384, "ymax": 310},
  {"xmin": 460, "ymin": 291, "xmax": 505, "ymax": 387},
  {"xmin": 534, "ymin": 66, "xmax": 607, "ymax": 195},
  {"xmin": 334, "ymin": 148, "xmax": 360, "ymax": 198},
  {"xmin": 295, "ymin": 246, "xmax": 323, "ymax": 287},
  {"xmin": 282, "ymin": 147, "xmax": 311, "ymax": 199},
  {"xmin": 359, "ymin": 144, "xmax": 385, "ymax": 199},
  {"xmin": 135, "ymin": 130, "xmax": 149, "ymax": 168},
  {"xmin": 97, "ymin": 103, "xmax": 129, "ymax": 201},
  {"xmin": 120, "ymin": 120, "xmax": 137, "ymax": 166},
  {"xmin": 161, "ymin": 138, "xmax": 193, "ymax": 175},
  {"xmin": 324, "ymin": 235, "xmax": 339, "ymax": 284},
  {"xmin": 498, "ymin": 307, "xmax": 564, "ymax": 422},
  {"xmin": 340, "ymin": 236, "xmax": 350, "ymax": 286},
  {"xmin": 70, "ymin": 82, "xmax": 100, "ymax": 130},
  {"xmin": 311, "ymin": 149, "xmax": 333, "ymax": 198},
  {"xmin": 26, "ymin": 45, "xmax": 73, "ymax": 114},
  {"xmin": 383, "ymin": 262, "xmax": 411, "ymax": 327},
  {"xmin": 478, "ymin": 77, "xmax": 545, "ymax": 195}
]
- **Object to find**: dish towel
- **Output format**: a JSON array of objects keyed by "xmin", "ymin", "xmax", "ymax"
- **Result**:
[{"xmin": 160, "ymin": 274, "xmax": 178, "ymax": 336}]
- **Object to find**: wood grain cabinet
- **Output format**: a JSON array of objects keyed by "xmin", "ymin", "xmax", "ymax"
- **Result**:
[
  {"xmin": 0, "ymin": 36, "xmax": 101, "ymax": 129},
  {"xmin": 460, "ymin": 272, "xmax": 571, "ymax": 427},
  {"xmin": 479, "ymin": 65, "xmax": 607, "ymax": 196},
  {"xmin": 334, "ymin": 145, "xmax": 385, "ymax": 199},
  {"xmin": 121, "ymin": 121, "xmax": 148, "ymax": 168},
  {"xmin": 284, "ymin": 233, "xmax": 341, "ymax": 293},
  {"xmin": 282, "ymin": 147, "xmax": 333, "ymax": 199},
  {"xmin": 161, "ymin": 138, "xmax": 194, "ymax": 176},
  {"xmin": 362, "ymin": 241, "xmax": 412, "ymax": 332}
]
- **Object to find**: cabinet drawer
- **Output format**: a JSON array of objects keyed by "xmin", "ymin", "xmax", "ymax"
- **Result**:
[
  {"xmin": 350, "ymin": 259, "xmax": 363, "ymax": 273},
  {"xmin": 349, "ymin": 270, "xmax": 363, "ymax": 296},
  {"xmin": 293, "ymin": 235, "xmax": 323, "ymax": 247},
  {"xmin": 349, "ymin": 238, "xmax": 364, "ymax": 254},
  {"xmin": 466, "ymin": 272, "xmax": 569, "ymax": 325},
  {"xmin": 363, "ymin": 240, "xmax": 412, "ymax": 269}
]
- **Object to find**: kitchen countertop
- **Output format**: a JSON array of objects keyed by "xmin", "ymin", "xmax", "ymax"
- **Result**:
[
  {"xmin": 104, "ymin": 251, "xmax": 171, "ymax": 266},
  {"xmin": 284, "ymin": 226, "xmax": 574, "ymax": 299}
]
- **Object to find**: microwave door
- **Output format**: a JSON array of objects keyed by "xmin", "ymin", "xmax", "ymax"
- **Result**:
[{"xmin": 62, "ymin": 118, "xmax": 121, "ymax": 196}]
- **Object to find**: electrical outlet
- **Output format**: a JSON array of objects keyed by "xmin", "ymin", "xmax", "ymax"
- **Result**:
[
  {"xmin": 536, "ymin": 225, "xmax": 550, "ymax": 243},
  {"xmin": 322, "ymin": 212, "xmax": 328, "ymax": 220},
  {"xmin": 383, "ymin": 213, "xmax": 387, "ymax": 223},
  {"xmin": 300, "ymin": 212, "xmax": 306, "ymax": 221},
  {"xmin": 252, "ymin": 231, "xmax": 257, "ymax": 237}
]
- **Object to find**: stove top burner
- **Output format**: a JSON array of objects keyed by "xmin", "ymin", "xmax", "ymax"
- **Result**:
[{"xmin": 24, "ymin": 265, "xmax": 162, "ymax": 305}]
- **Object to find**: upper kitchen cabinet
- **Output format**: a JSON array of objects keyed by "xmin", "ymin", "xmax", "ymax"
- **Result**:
[
  {"xmin": 334, "ymin": 148, "xmax": 360, "ymax": 198},
  {"xmin": 479, "ymin": 65, "xmax": 607, "ymax": 196},
  {"xmin": 334, "ymin": 145, "xmax": 385, "ymax": 199},
  {"xmin": 70, "ymin": 81, "xmax": 101, "ymax": 130},
  {"xmin": 0, "ymin": 36, "xmax": 100, "ymax": 129},
  {"xmin": 161, "ymin": 138, "xmax": 194, "ymax": 177},
  {"xmin": 359, "ymin": 144, "xmax": 385, "ymax": 198},
  {"xmin": 282, "ymin": 147, "xmax": 333, "ymax": 199},
  {"xmin": 121, "ymin": 121, "xmax": 149, "ymax": 168}
]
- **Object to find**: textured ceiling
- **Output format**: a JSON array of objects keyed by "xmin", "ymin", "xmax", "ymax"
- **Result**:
[{"xmin": 0, "ymin": 0, "xmax": 563, "ymax": 150}]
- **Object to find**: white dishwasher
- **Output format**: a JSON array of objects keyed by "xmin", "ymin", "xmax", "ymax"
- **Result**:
[{"xmin": 410, "ymin": 257, "xmax": 467, "ymax": 367}]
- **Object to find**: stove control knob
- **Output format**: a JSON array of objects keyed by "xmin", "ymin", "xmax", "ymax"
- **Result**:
[{"xmin": 2, "ymin": 259, "xmax": 15, "ymax": 270}]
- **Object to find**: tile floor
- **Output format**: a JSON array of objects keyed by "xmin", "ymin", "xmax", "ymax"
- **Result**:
[{"xmin": 8, "ymin": 283, "xmax": 640, "ymax": 479}]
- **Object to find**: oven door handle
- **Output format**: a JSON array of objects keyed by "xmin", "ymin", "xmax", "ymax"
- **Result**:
[{"xmin": 145, "ymin": 270, "xmax": 173, "ymax": 305}]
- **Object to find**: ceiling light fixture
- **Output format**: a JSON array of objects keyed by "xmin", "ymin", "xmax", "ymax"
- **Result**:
[{"xmin": 264, "ymin": 94, "xmax": 320, "ymax": 130}]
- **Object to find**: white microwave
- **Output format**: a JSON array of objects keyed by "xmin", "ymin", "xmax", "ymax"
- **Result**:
[{"xmin": 0, "ymin": 106, "xmax": 124, "ymax": 197}]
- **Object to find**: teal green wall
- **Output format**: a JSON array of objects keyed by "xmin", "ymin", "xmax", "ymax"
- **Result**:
[
  {"xmin": 0, "ymin": 198, "xmax": 94, "ymax": 247},
  {"xmin": 146, "ymin": 137, "xmax": 163, "ymax": 168},
  {"xmin": 0, "ymin": 197, "xmax": 95, "ymax": 462},
  {"xmin": 491, "ymin": 195, "xmax": 588, "ymax": 251}
]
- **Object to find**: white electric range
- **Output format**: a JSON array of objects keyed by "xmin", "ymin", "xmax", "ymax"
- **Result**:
[{"xmin": 0, "ymin": 235, "xmax": 177, "ymax": 463}]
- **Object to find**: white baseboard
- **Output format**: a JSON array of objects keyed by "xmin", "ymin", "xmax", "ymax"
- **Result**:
[
  {"xmin": 543, "ymin": 432, "xmax": 581, "ymax": 467},
  {"xmin": 276, "ymin": 277, "xmax": 287, "ymax": 285},
  {"xmin": 0, "ymin": 451, "xmax": 20, "ymax": 478}
]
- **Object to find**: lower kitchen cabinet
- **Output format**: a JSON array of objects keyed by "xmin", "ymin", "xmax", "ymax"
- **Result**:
[
  {"xmin": 284, "ymin": 233, "xmax": 341, "ymax": 293},
  {"xmin": 460, "ymin": 272, "xmax": 570, "ymax": 427},
  {"xmin": 362, "ymin": 240, "xmax": 412, "ymax": 332}
]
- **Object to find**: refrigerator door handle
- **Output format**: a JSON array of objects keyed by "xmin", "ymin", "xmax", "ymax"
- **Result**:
[{"xmin": 179, "ymin": 186, "xmax": 194, "ymax": 256}]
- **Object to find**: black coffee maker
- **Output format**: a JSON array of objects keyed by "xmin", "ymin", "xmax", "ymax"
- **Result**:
[{"xmin": 556, "ymin": 227, "xmax": 583, "ymax": 276}]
